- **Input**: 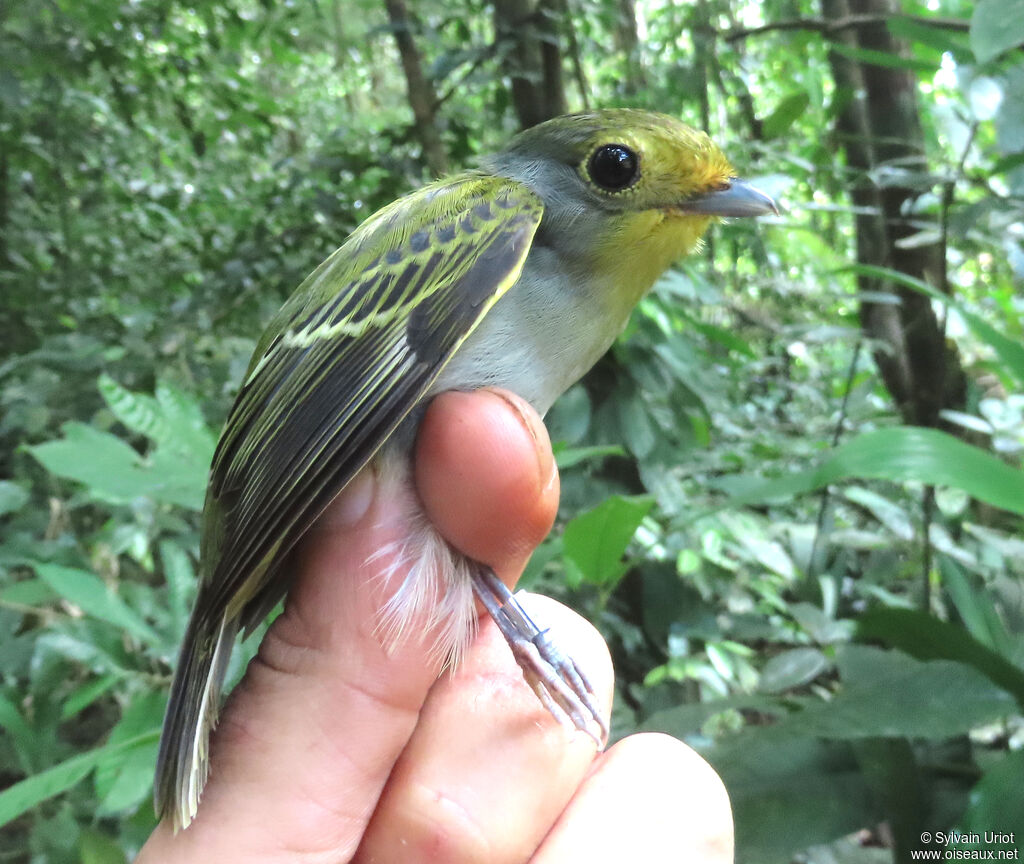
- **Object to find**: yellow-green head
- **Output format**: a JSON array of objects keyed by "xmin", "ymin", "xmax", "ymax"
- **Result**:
[{"xmin": 482, "ymin": 109, "xmax": 775, "ymax": 300}]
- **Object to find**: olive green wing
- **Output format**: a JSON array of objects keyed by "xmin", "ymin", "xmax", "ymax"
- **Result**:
[{"xmin": 201, "ymin": 174, "xmax": 543, "ymax": 620}]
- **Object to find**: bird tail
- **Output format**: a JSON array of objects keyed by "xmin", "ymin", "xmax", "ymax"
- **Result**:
[{"xmin": 154, "ymin": 609, "xmax": 237, "ymax": 831}]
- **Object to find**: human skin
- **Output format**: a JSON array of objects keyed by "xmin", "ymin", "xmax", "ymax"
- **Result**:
[{"xmin": 137, "ymin": 388, "xmax": 734, "ymax": 863}]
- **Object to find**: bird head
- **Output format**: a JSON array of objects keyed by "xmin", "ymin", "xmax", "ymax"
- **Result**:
[{"xmin": 482, "ymin": 109, "xmax": 776, "ymax": 300}]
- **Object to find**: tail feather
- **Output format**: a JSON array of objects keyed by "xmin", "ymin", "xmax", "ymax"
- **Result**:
[{"xmin": 155, "ymin": 611, "xmax": 237, "ymax": 831}]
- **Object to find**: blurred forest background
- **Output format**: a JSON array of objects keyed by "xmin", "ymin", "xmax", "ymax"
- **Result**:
[{"xmin": 1, "ymin": 0, "xmax": 1023, "ymax": 861}]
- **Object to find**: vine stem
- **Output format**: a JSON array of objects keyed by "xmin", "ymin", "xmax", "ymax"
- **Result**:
[{"xmin": 922, "ymin": 118, "xmax": 979, "ymax": 610}]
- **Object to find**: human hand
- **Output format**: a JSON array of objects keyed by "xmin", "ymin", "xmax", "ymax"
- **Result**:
[{"xmin": 137, "ymin": 388, "xmax": 733, "ymax": 863}]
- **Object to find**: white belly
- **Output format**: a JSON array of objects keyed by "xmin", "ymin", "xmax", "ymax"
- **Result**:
[{"xmin": 431, "ymin": 247, "xmax": 628, "ymax": 415}]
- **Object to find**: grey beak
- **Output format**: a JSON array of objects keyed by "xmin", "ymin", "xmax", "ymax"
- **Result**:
[{"xmin": 680, "ymin": 178, "xmax": 778, "ymax": 217}]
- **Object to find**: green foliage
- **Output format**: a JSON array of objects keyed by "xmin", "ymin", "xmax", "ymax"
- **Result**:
[
  {"xmin": 858, "ymin": 607, "xmax": 1024, "ymax": 707},
  {"xmin": 718, "ymin": 426, "xmax": 1024, "ymax": 516},
  {"xmin": 959, "ymin": 750, "xmax": 1024, "ymax": 840},
  {"xmin": 26, "ymin": 377, "xmax": 215, "ymax": 511},
  {"xmin": 0, "ymin": 732, "xmax": 158, "ymax": 829},
  {"xmin": 970, "ymin": 0, "xmax": 1024, "ymax": 63},
  {"xmin": 562, "ymin": 495, "xmax": 655, "ymax": 590},
  {"xmin": 2, "ymin": 0, "xmax": 1023, "ymax": 860}
]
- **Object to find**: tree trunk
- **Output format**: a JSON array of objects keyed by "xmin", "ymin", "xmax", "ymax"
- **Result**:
[
  {"xmin": 613, "ymin": 0, "xmax": 645, "ymax": 96},
  {"xmin": 383, "ymin": 0, "xmax": 449, "ymax": 177},
  {"xmin": 821, "ymin": 0, "xmax": 966, "ymax": 428},
  {"xmin": 494, "ymin": 0, "xmax": 568, "ymax": 129}
]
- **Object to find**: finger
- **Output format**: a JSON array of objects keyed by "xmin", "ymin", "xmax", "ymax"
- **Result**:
[
  {"xmin": 139, "ymin": 388, "xmax": 559, "ymax": 862},
  {"xmin": 416, "ymin": 387, "xmax": 559, "ymax": 582},
  {"xmin": 356, "ymin": 595, "xmax": 613, "ymax": 864},
  {"xmin": 531, "ymin": 734, "xmax": 734, "ymax": 864},
  {"xmin": 140, "ymin": 466, "xmax": 440, "ymax": 862}
]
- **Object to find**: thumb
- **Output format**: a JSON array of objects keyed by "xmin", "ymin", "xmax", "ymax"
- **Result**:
[{"xmin": 415, "ymin": 387, "xmax": 560, "ymax": 583}]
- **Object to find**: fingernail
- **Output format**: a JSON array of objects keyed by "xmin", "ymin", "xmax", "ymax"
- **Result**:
[
  {"xmin": 544, "ymin": 449, "xmax": 558, "ymax": 492},
  {"xmin": 484, "ymin": 388, "xmax": 554, "ymax": 490}
]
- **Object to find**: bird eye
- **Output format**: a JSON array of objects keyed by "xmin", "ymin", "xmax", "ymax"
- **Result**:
[{"xmin": 587, "ymin": 144, "xmax": 640, "ymax": 191}]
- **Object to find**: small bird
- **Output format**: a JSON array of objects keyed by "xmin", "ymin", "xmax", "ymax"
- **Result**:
[{"xmin": 155, "ymin": 108, "xmax": 776, "ymax": 830}]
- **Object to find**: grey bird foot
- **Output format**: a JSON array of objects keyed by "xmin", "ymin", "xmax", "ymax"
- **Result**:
[{"xmin": 471, "ymin": 566, "xmax": 609, "ymax": 746}]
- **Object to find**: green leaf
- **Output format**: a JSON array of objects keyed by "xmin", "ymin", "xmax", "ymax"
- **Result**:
[
  {"xmin": 681, "ymin": 315, "xmax": 757, "ymax": 358},
  {"xmin": 789, "ymin": 602, "xmax": 854, "ymax": 644},
  {"xmin": 995, "ymin": 64, "xmax": 1024, "ymax": 157},
  {"xmin": 841, "ymin": 486, "xmax": 914, "ymax": 541},
  {"xmin": 0, "ymin": 481, "xmax": 29, "ymax": 517},
  {"xmin": 545, "ymin": 384, "xmax": 591, "ymax": 445},
  {"xmin": 829, "ymin": 42, "xmax": 938, "ymax": 74},
  {"xmin": 763, "ymin": 92, "xmax": 811, "ymax": 139},
  {"xmin": 27, "ymin": 422, "xmax": 148, "ymax": 502},
  {"xmin": 94, "ymin": 691, "xmax": 163, "ymax": 814},
  {"xmin": 144, "ymin": 446, "xmax": 210, "ymax": 510},
  {"xmin": 958, "ymin": 750, "xmax": 1024, "ymax": 840},
  {"xmin": 993, "ymin": 151, "xmax": 1024, "ymax": 174},
  {"xmin": 617, "ymin": 395, "xmax": 656, "ymax": 458},
  {"xmin": 95, "ymin": 735, "xmax": 159, "ymax": 816},
  {"xmin": 562, "ymin": 495, "xmax": 655, "ymax": 588},
  {"xmin": 887, "ymin": 16, "xmax": 971, "ymax": 56},
  {"xmin": 61, "ymin": 673, "xmax": 125, "ymax": 721},
  {"xmin": 0, "ymin": 693, "xmax": 39, "ymax": 774},
  {"xmin": 79, "ymin": 828, "xmax": 129, "ymax": 864},
  {"xmin": 155, "ymin": 379, "xmax": 217, "ymax": 464},
  {"xmin": 856, "ymin": 608, "xmax": 1024, "ymax": 708},
  {"xmin": 160, "ymin": 540, "xmax": 195, "ymax": 638},
  {"xmin": 718, "ymin": 427, "xmax": 1024, "ymax": 517},
  {"xmin": 0, "ymin": 577, "xmax": 56, "ymax": 606},
  {"xmin": 27, "ymin": 378, "xmax": 213, "ymax": 512},
  {"xmin": 32, "ymin": 563, "xmax": 161, "ymax": 646},
  {"xmin": 850, "ymin": 738, "xmax": 927, "ymax": 860},
  {"xmin": 843, "ymin": 264, "xmax": 1024, "ymax": 387},
  {"xmin": 98, "ymin": 374, "xmax": 164, "ymax": 443},
  {"xmin": 99, "ymin": 376, "xmax": 215, "ymax": 473},
  {"xmin": 0, "ymin": 731, "xmax": 158, "ymax": 827},
  {"xmin": 939, "ymin": 556, "xmax": 1015, "ymax": 657},
  {"xmin": 553, "ymin": 443, "xmax": 625, "ymax": 470},
  {"xmin": 758, "ymin": 648, "xmax": 831, "ymax": 694},
  {"xmin": 519, "ymin": 536, "xmax": 562, "ymax": 589},
  {"xmin": 642, "ymin": 694, "xmax": 786, "ymax": 736},
  {"xmin": 34, "ymin": 631, "xmax": 125, "ymax": 673},
  {"xmin": 705, "ymin": 733, "xmax": 880, "ymax": 864},
  {"xmin": 971, "ymin": 0, "xmax": 1024, "ymax": 63},
  {"xmin": 783, "ymin": 646, "xmax": 1017, "ymax": 739},
  {"xmin": 27, "ymin": 420, "xmax": 208, "ymax": 510}
]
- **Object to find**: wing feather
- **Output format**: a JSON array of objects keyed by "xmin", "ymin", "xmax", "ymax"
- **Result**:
[{"xmin": 201, "ymin": 175, "xmax": 543, "ymax": 619}]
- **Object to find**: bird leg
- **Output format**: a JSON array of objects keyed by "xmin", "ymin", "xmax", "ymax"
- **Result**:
[{"xmin": 471, "ymin": 565, "xmax": 609, "ymax": 746}]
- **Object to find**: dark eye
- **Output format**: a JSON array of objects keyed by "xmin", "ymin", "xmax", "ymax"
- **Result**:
[{"xmin": 587, "ymin": 144, "xmax": 639, "ymax": 191}]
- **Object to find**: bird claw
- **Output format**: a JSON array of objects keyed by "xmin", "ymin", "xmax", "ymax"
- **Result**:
[{"xmin": 471, "ymin": 566, "xmax": 609, "ymax": 746}]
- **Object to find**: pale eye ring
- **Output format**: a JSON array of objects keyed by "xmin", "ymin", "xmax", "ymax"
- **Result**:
[{"xmin": 587, "ymin": 144, "xmax": 640, "ymax": 191}]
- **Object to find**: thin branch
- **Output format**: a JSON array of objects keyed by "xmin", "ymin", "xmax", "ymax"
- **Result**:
[
  {"xmin": 807, "ymin": 338, "xmax": 863, "ymax": 581},
  {"xmin": 921, "ymin": 119, "xmax": 978, "ymax": 609},
  {"xmin": 722, "ymin": 14, "xmax": 969, "ymax": 43},
  {"xmin": 434, "ymin": 42, "xmax": 500, "ymax": 111},
  {"xmin": 0, "ymin": 598, "xmax": 59, "ymax": 623},
  {"xmin": 937, "ymin": 120, "xmax": 979, "ymax": 300},
  {"xmin": 921, "ymin": 486, "xmax": 934, "ymax": 610},
  {"xmin": 560, "ymin": 0, "xmax": 590, "ymax": 109}
]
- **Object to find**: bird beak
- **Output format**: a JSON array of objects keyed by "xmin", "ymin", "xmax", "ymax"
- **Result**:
[{"xmin": 678, "ymin": 178, "xmax": 778, "ymax": 217}]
